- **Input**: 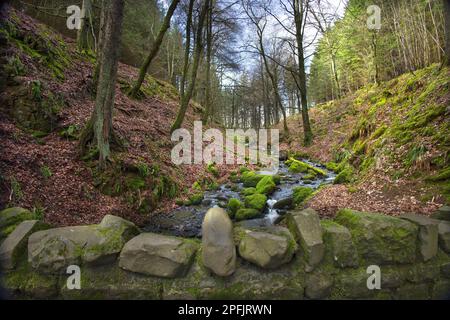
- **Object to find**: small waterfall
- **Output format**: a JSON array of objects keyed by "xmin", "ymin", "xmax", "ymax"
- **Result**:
[{"xmin": 265, "ymin": 199, "xmax": 279, "ymax": 224}]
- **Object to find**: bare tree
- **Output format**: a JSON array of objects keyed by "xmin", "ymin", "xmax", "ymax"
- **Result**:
[
  {"xmin": 129, "ymin": 0, "xmax": 181, "ymax": 98},
  {"xmin": 171, "ymin": 0, "xmax": 211, "ymax": 132},
  {"xmin": 79, "ymin": 0, "xmax": 125, "ymax": 169}
]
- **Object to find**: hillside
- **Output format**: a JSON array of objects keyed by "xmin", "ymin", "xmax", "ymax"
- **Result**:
[
  {"xmin": 0, "ymin": 9, "xmax": 224, "ymax": 227},
  {"xmin": 277, "ymin": 64, "xmax": 450, "ymax": 216}
]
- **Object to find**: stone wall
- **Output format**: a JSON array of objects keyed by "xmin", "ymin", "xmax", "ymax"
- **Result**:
[{"xmin": 1, "ymin": 206, "xmax": 450, "ymax": 300}]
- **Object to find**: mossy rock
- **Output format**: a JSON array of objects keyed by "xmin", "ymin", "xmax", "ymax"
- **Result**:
[
  {"xmin": 334, "ymin": 166, "xmax": 354, "ymax": 184},
  {"xmin": 241, "ymin": 187, "xmax": 256, "ymax": 196},
  {"xmin": 227, "ymin": 198, "xmax": 242, "ymax": 219},
  {"xmin": 241, "ymin": 171, "xmax": 265, "ymax": 187},
  {"xmin": 235, "ymin": 209, "xmax": 262, "ymax": 221},
  {"xmin": 255, "ymin": 176, "xmax": 276, "ymax": 195},
  {"xmin": 335, "ymin": 209, "xmax": 419, "ymax": 265},
  {"xmin": 287, "ymin": 158, "xmax": 326, "ymax": 176},
  {"xmin": 188, "ymin": 193, "xmax": 204, "ymax": 206},
  {"xmin": 292, "ymin": 187, "xmax": 314, "ymax": 206},
  {"xmin": 244, "ymin": 193, "xmax": 267, "ymax": 212},
  {"xmin": 0, "ymin": 207, "xmax": 40, "ymax": 241}
]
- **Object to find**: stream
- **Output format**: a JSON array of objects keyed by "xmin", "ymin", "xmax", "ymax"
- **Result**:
[{"xmin": 145, "ymin": 159, "xmax": 336, "ymax": 238}]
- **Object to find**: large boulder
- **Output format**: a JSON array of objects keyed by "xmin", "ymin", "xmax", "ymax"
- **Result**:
[
  {"xmin": 202, "ymin": 208, "xmax": 236, "ymax": 277},
  {"xmin": 0, "ymin": 220, "xmax": 44, "ymax": 269},
  {"xmin": 335, "ymin": 209, "xmax": 418, "ymax": 265},
  {"xmin": 287, "ymin": 208, "xmax": 324, "ymax": 271},
  {"xmin": 401, "ymin": 214, "xmax": 438, "ymax": 261},
  {"xmin": 436, "ymin": 220, "xmax": 450, "ymax": 253},
  {"xmin": 28, "ymin": 215, "xmax": 139, "ymax": 273},
  {"xmin": 321, "ymin": 220, "xmax": 358, "ymax": 268},
  {"xmin": 119, "ymin": 233, "xmax": 199, "ymax": 278},
  {"xmin": 238, "ymin": 227, "xmax": 295, "ymax": 269}
]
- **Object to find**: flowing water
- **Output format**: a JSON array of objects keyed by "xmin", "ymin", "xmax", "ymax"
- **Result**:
[{"xmin": 145, "ymin": 159, "xmax": 336, "ymax": 238}]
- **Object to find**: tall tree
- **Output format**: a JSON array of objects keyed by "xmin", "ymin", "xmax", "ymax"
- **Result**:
[
  {"xmin": 129, "ymin": 0, "xmax": 181, "ymax": 98},
  {"xmin": 242, "ymin": 1, "xmax": 289, "ymax": 133},
  {"xmin": 79, "ymin": 0, "xmax": 125, "ymax": 169},
  {"xmin": 171, "ymin": 0, "xmax": 210, "ymax": 133},
  {"xmin": 180, "ymin": 0, "xmax": 195, "ymax": 97},
  {"xmin": 77, "ymin": 0, "xmax": 96, "ymax": 52},
  {"xmin": 292, "ymin": 0, "xmax": 313, "ymax": 145},
  {"xmin": 202, "ymin": 0, "xmax": 214, "ymax": 124},
  {"xmin": 444, "ymin": 0, "xmax": 450, "ymax": 66}
]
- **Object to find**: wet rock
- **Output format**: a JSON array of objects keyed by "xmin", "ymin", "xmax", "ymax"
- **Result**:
[
  {"xmin": 273, "ymin": 197, "xmax": 294, "ymax": 210},
  {"xmin": 401, "ymin": 214, "xmax": 438, "ymax": 261},
  {"xmin": 287, "ymin": 208, "xmax": 324, "ymax": 271},
  {"xmin": 28, "ymin": 215, "xmax": 139, "ymax": 273},
  {"xmin": 238, "ymin": 228, "xmax": 295, "ymax": 269},
  {"xmin": 0, "ymin": 220, "xmax": 44, "ymax": 270},
  {"xmin": 119, "ymin": 233, "xmax": 198, "ymax": 278},
  {"xmin": 202, "ymin": 208, "xmax": 236, "ymax": 276},
  {"xmin": 202, "ymin": 199, "xmax": 213, "ymax": 206},
  {"xmin": 321, "ymin": 220, "xmax": 358, "ymax": 268},
  {"xmin": 335, "ymin": 209, "xmax": 418, "ymax": 264}
]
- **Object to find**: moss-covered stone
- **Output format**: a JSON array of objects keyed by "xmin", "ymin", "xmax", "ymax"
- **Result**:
[
  {"xmin": 321, "ymin": 220, "xmax": 358, "ymax": 268},
  {"xmin": 0, "ymin": 207, "xmax": 39, "ymax": 241},
  {"xmin": 292, "ymin": 187, "xmax": 314, "ymax": 206},
  {"xmin": 226, "ymin": 198, "xmax": 242, "ymax": 219},
  {"xmin": 255, "ymin": 176, "xmax": 276, "ymax": 195},
  {"xmin": 188, "ymin": 193, "xmax": 204, "ymax": 206},
  {"xmin": 240, "ymin": 171, "xmax": 265, "ymax": 187},
  {"xmin": 244, "ymin": 193, "xmax": 267, "ymax": 212},
  {"xmin": 235, "ymin": 209, "xmax": 261, "ymax": 221},
  {"xmin": 333, "ymin": 166, "xmax": 354, "ymax": 184},
  {"xmin": 241, "ymin": 187, "xmax": 256, "ymax": 196},
  {"xmin": 335, "ymin": 209, "xmax": 418, "ymax": 265}
]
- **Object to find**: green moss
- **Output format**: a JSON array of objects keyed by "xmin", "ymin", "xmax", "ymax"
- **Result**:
[
  {"xmin": 427, "ymin": 167, "xmax": 450, "ymax": 182},
  {"xmin": 334, "ymin": 166, "xmax": 354, "ymax": 184},
  {"xmin": 325, "ymin": 162, "xmax": 339, "ymax": 172},
  {"xmin": 235, "ymin": 208, "xmax": 261, "ymax": 221},
  {"xmin": 244, "ymin": 193, "xmax": 267, "ymax": 212},
  {"xmin": 227, "ymin": 198, "xmax": 242, "ymax": 218},
  {"xmin": 241, "ymin": 187, "xmax": 256, "ymax": 196},
  {"xmin": 206, "ymin": 163, "xmax": 219, "ymax": 177},
  {"xmin": 188, "ymin": 193, "xmax": 204, "ymax": 205},
  {"xmin": 255, "ymin": 176, "xmax": 276, "ymax": 195},
  {"xmin": 292, "ymin": 187, "xmax": 314, "ymax": 206},
  {"xmin": 241, "ymin": 171, "xmax": 265, "ymax": 187}
]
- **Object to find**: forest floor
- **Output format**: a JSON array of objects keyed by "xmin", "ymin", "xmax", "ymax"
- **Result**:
[
  {"xmin": 276, "ymin": 64, "xmax": 450, "ymax": 217},
  {"xmin": 0, "ymin": 9, "xmax": 238, "ymax": 227}
]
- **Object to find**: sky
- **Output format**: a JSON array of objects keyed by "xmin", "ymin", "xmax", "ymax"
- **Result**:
[{"xmin": 226, "ymin": 0, "xmax": 347, "ymax": 84}]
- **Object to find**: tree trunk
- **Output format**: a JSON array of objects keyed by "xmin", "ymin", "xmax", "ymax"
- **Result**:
[
  {"xmin": 293, "ymin": 0, "xmax": 312, "ymax": 145},
  {"xmin": 92, "ymin": 0, "xmax": 106, "ymax": 90},
  {"xmin": 129, "ymin": 0, "xmax": 181, "ymax": 98},
  {"xmin": 444, "ymin": 0, "xmax": 450, "ymax": 66},
  {"xmin": 203, "ymin": 1, "xmax": 214, "ymax": 124},
  {"xmin": 85, "ymin": 0, "xmax": 124, "ymax": 169},
  {"xmin": 171, "ymin": 0, "xmax": 210, "ymax": 133},
  {"xmin": 77, "ymin": 0, "xmax": 96, "ymax": 52},
  {"xmin": 180, "ymin": 0, "xmax": 195, "ymax": 97}
]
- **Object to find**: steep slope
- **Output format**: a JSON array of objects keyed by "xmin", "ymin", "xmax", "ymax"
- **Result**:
[
  {"xmin": 278, "ymin": 64, "xmax": 450, "ymax": 216},
  {"xmin": 0, "ymin": 8, "xmax": 218, "ymax": 227}
]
